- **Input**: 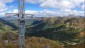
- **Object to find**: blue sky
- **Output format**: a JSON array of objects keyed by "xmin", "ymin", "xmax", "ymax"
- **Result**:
[{"xmin": 0, "ymin": 0, "xmax": 85, "ymax": 17}]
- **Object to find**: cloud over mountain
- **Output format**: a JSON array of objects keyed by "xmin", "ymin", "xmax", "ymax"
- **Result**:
[
  {"xmin": 26, "ymin": 0, "xmax": 84, "ymax": 9},
  {"xmin": 0, "ymin": 0, "xmax": 84, "ymax": 16}
]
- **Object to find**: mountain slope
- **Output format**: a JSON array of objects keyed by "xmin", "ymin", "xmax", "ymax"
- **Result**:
[{"xmin": 0, "ymin": 18, "xmax": 18, "ymax": 30}]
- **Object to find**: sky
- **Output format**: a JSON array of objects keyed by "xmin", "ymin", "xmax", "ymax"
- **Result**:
[{"xmin": 0, "ymin": 0, "xmax": 85, "ymax": 17}]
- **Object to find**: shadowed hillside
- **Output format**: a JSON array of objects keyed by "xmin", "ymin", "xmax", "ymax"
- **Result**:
[{"xmin": 0, "ymin": 18, "xmax": 18, "ymax": 30}]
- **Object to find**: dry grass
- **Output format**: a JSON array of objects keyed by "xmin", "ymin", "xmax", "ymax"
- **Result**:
[
  {"xmin": 0, "ymin": 37, "xmax": 64, "ymax": 48},
  {"xmin": 66, "ymin": 43, "xmax": 85, "ymax": 48}
]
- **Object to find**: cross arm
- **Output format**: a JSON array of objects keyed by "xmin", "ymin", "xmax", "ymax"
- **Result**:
[
  {"xmin": 24, "ymin": 14, "xmax": 34, "ymax": 18},
  {"xmin": 5, "ymin": 13, "xmax": 18, "ymax": 17},
  {"xmin": 5, "ymin": 13, "xmax": 34, "ymax": 18}
]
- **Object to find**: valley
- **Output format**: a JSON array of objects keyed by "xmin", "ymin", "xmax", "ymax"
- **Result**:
[{"xmin": 0, "ymin": 16, "xmax": 85, "ymax": 48}]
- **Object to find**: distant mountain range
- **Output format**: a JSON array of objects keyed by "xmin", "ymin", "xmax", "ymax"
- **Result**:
[{"xmin": 0, "ymin": 16, "xmax": 85, "ymax": 28}]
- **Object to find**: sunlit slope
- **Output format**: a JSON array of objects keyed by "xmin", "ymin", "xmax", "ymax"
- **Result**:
[{"xmin": 0, "ymin": 36, "xmax": 64, "ymax": 48}]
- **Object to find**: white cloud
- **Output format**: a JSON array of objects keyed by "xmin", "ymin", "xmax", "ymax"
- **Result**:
[
  {"xmin": 0, "ymin": 0, "xmax": 13, "ymax": 3},
  {"xmin": 40, "ymin": 0, "xmax": 75, "ymax": 9},
  {"xmin": 3, "ymin": 8, "xmax": 84, "ymax": 17},
  {"xmin": 78, "ymin": 11, "xmax": 85, "ymax": 16},
  {"xmin": 70, "ymin": 0, "xmax": 84, "ymax": 6},
  {"xmin": 13, "ymin": 9, "xmax": 18, "ymax": 13},
  {"xmin": 0, "ymin": 0, "xmax": 14, "ymax": 16},
  {"xmin": 81, "ymin": 4, "xmax": 85, "ymax": 10},
  {"xmin": 25, "ymin": 9, "xmax": 84, "ymax": 17},
  {"xmin": 25, "ymin": 0, "xmax": 85, "ymax": 16},
  {"xmin": 25, "ymin": 10, "xmax": 38, "ymax": 14},
  {"xmin": 40, "ymin": 0, "xmax": 58, "ymax": 8},
  {"xmin": 59, "ymin": 0, "xmax": 75, "ymax": 9},
  {"xmin": 25, "ymin": 0, "xmax": 45, "ymax": 4},
  {"xmin": 0, "ymin": 0, "xmax": 84, "ymax": 17},
  {"xmin": 26, "ymin": 0, "xmax": 85, "ymax": 10},
  {"xmin": 0, "ymin": 1, "xmax": 6, "ymax": 12}
]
